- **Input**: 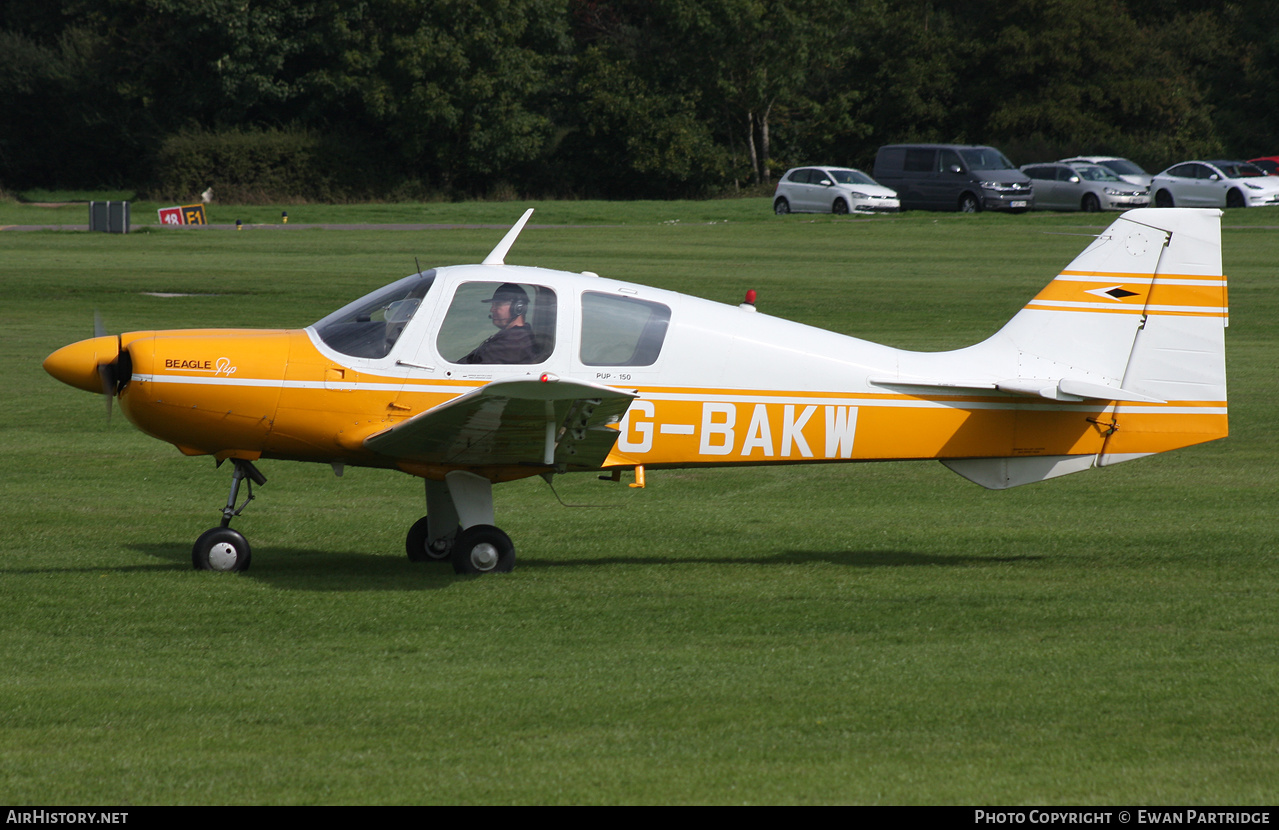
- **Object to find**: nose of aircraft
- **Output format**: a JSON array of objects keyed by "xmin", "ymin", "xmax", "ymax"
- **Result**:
[{"xmin": 43, "ymin": 335, "xmax": 121, "ymax": 394}]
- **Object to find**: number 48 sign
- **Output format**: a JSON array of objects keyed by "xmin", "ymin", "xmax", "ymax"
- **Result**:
[{"xmin": 157, "ymin": 205, "xmax": 208, "ymax": 226}]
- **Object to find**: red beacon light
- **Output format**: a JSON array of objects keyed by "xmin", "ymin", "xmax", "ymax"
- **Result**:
[{"xmin": 739, "ymin": 289, "xmax": 757, "ymax": 312}]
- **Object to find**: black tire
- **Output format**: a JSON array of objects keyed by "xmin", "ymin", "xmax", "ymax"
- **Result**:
[
  {"xmin": 1226, "ymin": 188, "xmax": 1245, "ymax": 209},
  {"xmin": 1155, "ymin": 189, "xmax": 1174, "ymax": 208},
  {"xmin": 192, "ymin": 527, "xmax": 251, "ymax": 572},
  {"xmin": 406, "ymin": 515, "xmax": 458, "ymax": 562},
  {"xmin": 773, "ymin": 198, "xmax": 790, "ymax": 215},
  {"xmin": 959, "ymin": 192, "xmax": 981, "ymax": 213},
  {"xmin": 832, "ymin": 198, "xmax": 849, "ymax": 215},
  {"xmin": 450, "ymin": 525, "xmax": 515, "ymax": 574},
  {"xmin": 1081, "ymin": 193, "xmax": 1101, "ymax": 212}
]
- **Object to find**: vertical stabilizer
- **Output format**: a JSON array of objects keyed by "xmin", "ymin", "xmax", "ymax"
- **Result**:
[{"xmin": 943, "ymin": 208, "xmax": 1227, "ymax": 488}]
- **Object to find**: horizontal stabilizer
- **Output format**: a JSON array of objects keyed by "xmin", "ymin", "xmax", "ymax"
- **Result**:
[
  {"xmin": 870, "ymin": 376, "xmax": 1164, "ymax": 403},
  {"xmin": 868, "ymin": 377, "xmax": 997, "ymax": 394},
  {"xmin": 1055, "ymin": 378, "xmax": 1163, "ymax": 403}
]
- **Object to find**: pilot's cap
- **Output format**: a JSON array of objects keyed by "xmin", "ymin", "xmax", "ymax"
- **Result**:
[{"xmin": 482, "ymin": 283, "xmax": 529, "ymax": 307}]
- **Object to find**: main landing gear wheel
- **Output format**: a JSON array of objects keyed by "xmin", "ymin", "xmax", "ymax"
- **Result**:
[
  {"xmin": 405, "ymin": 515, "xmax": 460, "ymax": 562},
  {"xmin": 450, "ymin": 525, "xmax": 515, "ymax": 574},
  {"xmin": 192, "ymin": 527, "xmax": 252, "ymax": 572}
]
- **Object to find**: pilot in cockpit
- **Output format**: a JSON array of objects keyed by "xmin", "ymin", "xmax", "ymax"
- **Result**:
[{"xmin": 457, "ymin": 283, "xmax": 538, "ymax": 364}]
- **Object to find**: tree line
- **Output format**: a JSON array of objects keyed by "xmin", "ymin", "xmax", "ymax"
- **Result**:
[{"xmin": 1, "ymin": 0, "xmax": 1274, "ymax": 201}]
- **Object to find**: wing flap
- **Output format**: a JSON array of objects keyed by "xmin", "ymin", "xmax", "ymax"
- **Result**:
[{"xmin": 364, "ymin": 376, "xmax": 637, "ymax": 468}]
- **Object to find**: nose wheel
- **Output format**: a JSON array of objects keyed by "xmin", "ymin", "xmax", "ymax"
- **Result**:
[
  {"xmin": 193, "ymin": 527, "xmax": 252, "ymax": 572},
  {"xmin": 192, "ymin": 458, "xmax": 264, "ymax": 573}
]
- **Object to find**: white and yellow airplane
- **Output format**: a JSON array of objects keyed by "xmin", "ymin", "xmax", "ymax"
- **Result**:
[{"xmin": 44, "ymin": 208, "xmax": 1228, "ymax": 574}]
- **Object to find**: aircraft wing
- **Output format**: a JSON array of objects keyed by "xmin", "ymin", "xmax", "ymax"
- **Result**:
[{"xmin": 364, "ymin": 376, "xmax": 637, "ymax": 468}]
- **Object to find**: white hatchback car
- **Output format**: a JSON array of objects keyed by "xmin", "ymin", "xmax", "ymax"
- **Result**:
[
  {"xmin": 1151, "ymin": 160, "xmax": 1279, "ymax": 209},
  {"xmin": 773, "ymin": 166, "xmax": 899, "ymax": 215}
]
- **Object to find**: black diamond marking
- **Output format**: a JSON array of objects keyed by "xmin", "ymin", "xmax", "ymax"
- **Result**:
[{"xmin": 1105, "ymin": 287, "xmax": 1139, "ymax": 299}]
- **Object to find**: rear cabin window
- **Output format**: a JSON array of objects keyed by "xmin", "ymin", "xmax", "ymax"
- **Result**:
[{"xmin": 579, "ymin": 292, "xmax": 671, "ymax": 367}]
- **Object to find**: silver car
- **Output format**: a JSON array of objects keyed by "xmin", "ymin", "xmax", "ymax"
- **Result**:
[
  {"xmin": 1059, "ymin": 156, "xmax": 1153, "ymax": 190},
  {"xmin": 773, "ymin": 166, "xmax": 899, "ymax": 215},
  {"xmin": 1020, "ymin": 162, "xmax": 1149, "ymax": 211}
]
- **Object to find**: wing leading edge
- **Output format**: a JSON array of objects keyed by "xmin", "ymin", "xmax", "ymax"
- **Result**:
[{"xmin": 364, "ymin": 376, "xmax": 637, "ymax": 469}]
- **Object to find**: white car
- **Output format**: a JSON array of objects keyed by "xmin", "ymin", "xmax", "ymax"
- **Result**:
[
  {"xmin": 1059, "ymin": 156, "xmax": 1153, "ymax": 189},
  {"xmin": 1151, "ymin": 160, "xmax": 1279, "ymax": 209},
  {"xmin": 1020, "ymin": 162, "xmax": 1149, "ymax": 211},
  {"xmin": 773, "ymin": 166, "xmax": 899, "ymax": 215}
]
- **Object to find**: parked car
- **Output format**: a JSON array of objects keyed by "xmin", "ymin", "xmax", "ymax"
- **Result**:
[
  {"xmin": 1248, "ymin": 156, "xmax": 1279, "ymax": 175},
  {"xmin": 1020, "ymin": 162, "xmax": 1149, "ymax": 211},
  {"xmin": 1059, "ymin": 156, "xmax": 1153, "ymax": 189},
  {"xmin": 1150, "ymin": 160, "xmax": 1279, "ymax": 208},
  {"xmin": 873, "ymin": 144, "xmax": 1032, "ymax": 212},
  {"xmin": 772, "ymin": 166, "xmax": 900, "ymax": 215}
]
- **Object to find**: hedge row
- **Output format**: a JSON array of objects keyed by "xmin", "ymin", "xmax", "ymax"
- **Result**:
[{"xmin": 149, "ymin": 128, "xmax": 418, "ymax": 204}]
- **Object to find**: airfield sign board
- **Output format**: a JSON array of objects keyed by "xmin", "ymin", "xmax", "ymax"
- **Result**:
[{"xmin": 157, "ymin": 204, "xmax": 208, "ymax": 226}]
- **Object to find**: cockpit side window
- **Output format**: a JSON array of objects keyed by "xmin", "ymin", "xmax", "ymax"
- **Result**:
[
  {"xmin": 579, "ymin": 292, "xmax": 671, "ymax": 366},
  {"xmin": 312, "ymin": 271, "xmax": 436, "ymax": 359},
  {"xmin": 437, "ymin": 281, "xmax": 557, "ymax": 365}
]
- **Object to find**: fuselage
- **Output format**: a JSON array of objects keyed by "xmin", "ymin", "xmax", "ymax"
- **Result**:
[{"xmin": 45, "ymin": 256, "xmax": 1226, "ymax": 483}]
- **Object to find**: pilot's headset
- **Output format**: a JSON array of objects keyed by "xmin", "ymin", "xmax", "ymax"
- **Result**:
[{"xmin": 483, "ymin": 283, "xmax": 530, "ymax": 325}]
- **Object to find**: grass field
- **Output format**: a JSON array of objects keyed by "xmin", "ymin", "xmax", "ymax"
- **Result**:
[{"xmin": 2, "ymin": 202, "xmax": 1277, "ymax": 804}]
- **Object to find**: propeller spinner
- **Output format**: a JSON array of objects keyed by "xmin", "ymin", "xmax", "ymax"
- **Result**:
[{"xmin": 44, "ymin": 315, "xmax": 131, "ymax": 416}]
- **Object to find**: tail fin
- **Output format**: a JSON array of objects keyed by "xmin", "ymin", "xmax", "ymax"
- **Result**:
[{"xmin": 941, "ymin": 208, "xmax": 1228, "ymax": 489}]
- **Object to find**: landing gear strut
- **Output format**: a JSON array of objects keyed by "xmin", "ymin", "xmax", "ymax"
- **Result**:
[
  {"xmin": 192, "ymin": 458, "xmax": 265, "ymax": 572},
  {"xmin": 405, "ymin": 471, "xmax": 516, "ymax": 574}
]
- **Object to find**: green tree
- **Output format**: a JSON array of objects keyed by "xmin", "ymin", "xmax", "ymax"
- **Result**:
[
  {"xmin": 850, "ymin": 0, "xmax": 1225, "ymax": 170},
  {"xmin": 570, "ymin": 0, "xmax": 863, "ymax": 187},
  {"xmin": 302, "ymin": 0, "xmax": 572, "ymax": 192}
]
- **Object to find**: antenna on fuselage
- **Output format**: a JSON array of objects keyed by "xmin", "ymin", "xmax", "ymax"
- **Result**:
[{"xmin": 482, "ymin": 208, "xmax": 534, "ymax": 266}]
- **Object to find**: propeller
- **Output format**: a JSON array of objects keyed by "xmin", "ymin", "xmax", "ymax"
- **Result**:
[{"xmin": 93, "ymin": 311, "xmax": 128, "ymax": 418}]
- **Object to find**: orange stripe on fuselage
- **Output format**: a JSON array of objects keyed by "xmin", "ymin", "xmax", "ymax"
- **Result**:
[{"xmin": 605, "ymin": 391, "xmax": 1227, "ymax": 468}]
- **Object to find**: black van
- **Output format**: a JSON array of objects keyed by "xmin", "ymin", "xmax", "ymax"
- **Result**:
[{"xmin": 873, "ymin": 144, "xmax": 1034, "ymax": 212}]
